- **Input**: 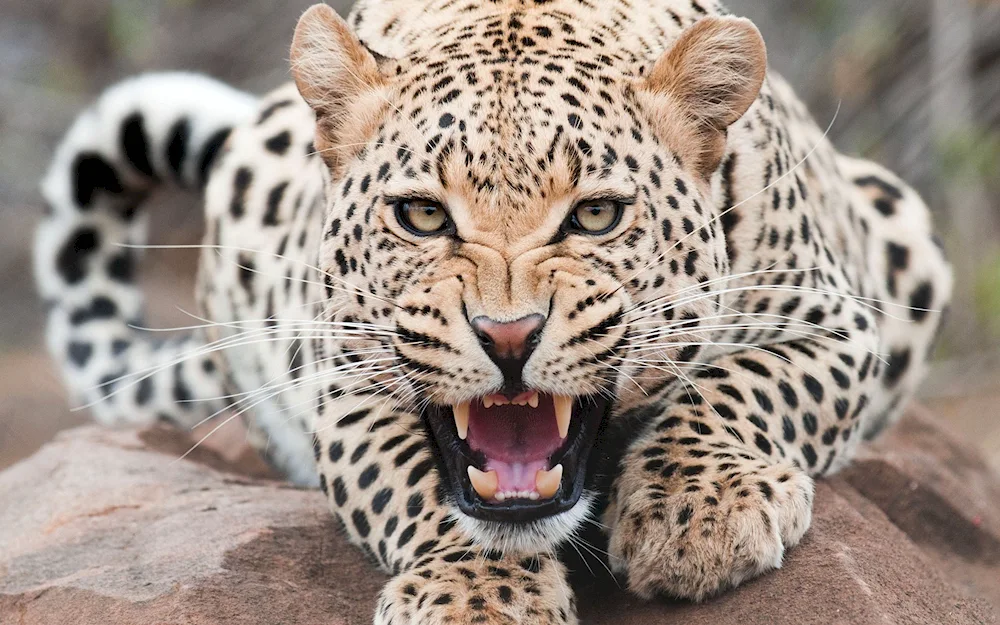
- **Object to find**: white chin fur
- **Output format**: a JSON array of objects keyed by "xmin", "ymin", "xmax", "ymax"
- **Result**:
[{"xmin": 451, "ymin": 492, "xmax": 595, "ymax": 554}]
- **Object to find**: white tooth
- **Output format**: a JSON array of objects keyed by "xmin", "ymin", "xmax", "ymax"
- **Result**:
[
  {"xmin": 483, "ymin": 396, "xmax": 494, "ymax": 409},
  {"xmin": 468, "ymin": 466, "xmax": 499, "ymax": 500},
  {"xmin": 554, "ymin": 395, "xmax": 573, "ymax": 439},
  {"xmin": 528, "ymin": 392, "xmax": 539, "ymax": 408},
  {"xmin": 495, "ymin": 492, "xmax": 506, "ymax": 502},
  {"xmin": 535, "ymin": 464, "xmax": 563, "ymax": 499},
  {"xmin": 453, "ymin": 403, "xmax": 470, "ymax": 440},
  {"xmin": 496, "ymin": 396, "xmax": 509, "ymax": 406},
  {"xmin": 529, "ymin": 492, "xmax": 539, "ymax": 500}
]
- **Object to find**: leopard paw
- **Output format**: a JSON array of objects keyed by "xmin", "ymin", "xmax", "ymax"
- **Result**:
[{"xmin": 607, "ymin": 465, "xmax": 813, "ymax": 600}]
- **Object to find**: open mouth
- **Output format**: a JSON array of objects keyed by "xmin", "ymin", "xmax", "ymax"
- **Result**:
[{"xmin": 425, "ymin": 392, "xmax": 609, "ymax": 523}]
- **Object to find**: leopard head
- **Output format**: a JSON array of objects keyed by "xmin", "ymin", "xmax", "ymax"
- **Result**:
[{"xmin": 291, "ymin": 4, "xmax": 766, "ymax": 551}]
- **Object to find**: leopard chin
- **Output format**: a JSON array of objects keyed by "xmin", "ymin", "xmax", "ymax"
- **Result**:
[{"xmin": 424, "ymin": 394, "xmax": 611, "ymax": 529}]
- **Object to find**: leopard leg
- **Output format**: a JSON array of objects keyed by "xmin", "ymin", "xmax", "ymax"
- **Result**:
[
  {"xmin": 606, "ymin": 333, "xmax": 882, "ymax": 600},
  {"xmin": 314, "ymin": 395, "xmax": 576, "ymax": 625}
]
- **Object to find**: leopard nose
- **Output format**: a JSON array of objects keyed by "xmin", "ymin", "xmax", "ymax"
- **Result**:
[{"xmin": 471, "ymin": 314, "xmax": 546, "ymax": 392}]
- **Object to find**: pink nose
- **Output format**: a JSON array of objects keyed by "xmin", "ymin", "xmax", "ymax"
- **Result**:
[{"xmin": 471, "ymin": 314, "xmax": 546, "ymax": 361}]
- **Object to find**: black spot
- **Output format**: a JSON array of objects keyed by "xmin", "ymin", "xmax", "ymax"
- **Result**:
[
  {"xmin": 802, "ymin": 412, "xmax": 818, "ymax": 436},
  {"xmin": 782, "ymin": 416, "xmax": 796, "ymax": 442},
  {"xmin": 56, "ymin": 227, "xmax": 101, "ymax": 284},
  {"xmin": 264, "ymin": 130, "xmax": 292, "ymax": 155},
  {"xmin": 257, "ymin": 99, "xmax": 293, "ymax": 125},
  {"xmin": 822, "ymin": 426, "xmax": 840, "ymax": 445},
  {"xmin": 332, "ymin": 477, "xmax": 348, "ymax": 506},
  {"xmin": 107, "ymin": 251, "xmax": 135, "ymax": 282},
  {"xmin": 407, "ymin": 458, "xmax": 435, "ymax": 486},
  {"xmin": 752, "ymin": 389, "xmax": 774, "ymax": 413},
  {"xmin": 439, "ymin": 113, "xmax": 455, "ymax": 128},
  {"xmin": 263, "ymin": 181, "xmax": 288, "ymax": 225},
  {"xmin": 197, "ymin": 127, "xmax": 232, "ymax": 185},
  {"xmin": 69, "ymin": 296, "xmax": 117, "ymax": 325},
  {"xmin": 834, "ymin": 397, "xmax": 849, "ymax": 420},
  {"xmin": 358, "ymin": 464, "xmax": 380, "ymax": 489},
  {"xmin": 172, "ymin": 366, "xmax": 192, "ymax": 405},
  {"xmin": 498, "ymin": 586, "xmax": 513, "ymax": 603},
  {"xmin": 230, "ymin": 167, "xmax": 253, "ymax": 218},
  {"xmin": 407, "ymin": 492, "xmax": 425, "ymax": 518},
  {"xmin": 121, "ymin": 113, "xmax": 155, "ymax": 177},
  {"xmin": 802, "ymin": 374, "xmax": 824, "ymax": 403},
  {"xmin": 736, "ymin": 358, "xmax": 771, "ymax": 378},
  {"xmin": 712, "ymin": 403, "xmax": 737, "ymax": 421},
  {"xmin": 352, "ymin": 509, "xmax": 371, "ymax": 537},
  {"xmin": 801, "ymin": 443, "xmax": 818, "ymax": 468},
  {"xmin": 397, "ymin": 522, "xmax": 417, "ymax": 548},
  {"xmin": 350, "ymin": 441, "xmax": 370, "ymax": 464},
  {"xmin": 758, "ymin": 481, "xmax": 774, "ymax": 501},
  {"xmin": 72, "ymin": 153, "xmax": 123, "ymax": 207},
  {"xmin": 883, "ymin": 348, "xmax": 911, "ymax": 388},
  {"xmin": 887, "ymin": 242, "xmax": 909, "ymax": 270},
  {"xmin": 165, "ymin": 117, "xmax": 191, "ymax": 179},
  {"xmin": 830, "ymin": 367, "xmax": 850, "ymax": 390},
  {"xmin": 136, "ymin": 376, "xmax": 153, "ymax": 406},
  {"xmin": 67, "ymin": 341, "xmax": 93, "ymax": 367},
  {"xmin": 328, "ymin": 441, "xmax": 344, "ymax": 462},
  {"xmin": 337, "ymin": 409, "xmax": 371, "ymax": 428},
  {"xmin": 909, "ymin": 282, "xmax": 933, "ymax": 322},
  {"xmin": 777, "ymin": 380, "xmax": 798, "ymax": 409}
]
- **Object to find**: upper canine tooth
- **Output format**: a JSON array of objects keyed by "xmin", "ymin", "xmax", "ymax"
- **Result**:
[
  {"xmin": 468, "ymin": 466, "xmax": 499, "ymax": 500},
  {"xmin": 528, "ymin": 392, "xmax": 539, "ymax": 408},
  {"xmin": 535, "ymin": 464, "xmax": 563, "ymax": 499},
  {"xmin": 554, "ymin": 395, "xmax": 573, "ymax": 439},
  {"xmin": 483, "ymin": 396, "xmax": 494, "ymax": 409},
  {"xmin": 453, "ymin": 403, "xmax": 470, "ymax": 440}
]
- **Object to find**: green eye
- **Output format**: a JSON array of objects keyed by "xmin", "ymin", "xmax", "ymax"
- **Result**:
[
  {"xmin": 394, "ymin": 200, "xmax": 452, "ymax": 236},
  {"xmin": 570, "ymin": 200, "xmax": 624, "ymax": 235}
]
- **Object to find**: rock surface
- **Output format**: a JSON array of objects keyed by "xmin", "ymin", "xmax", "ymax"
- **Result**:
[{"xmin": 1, "ymin": 407, "xmax": 998, "ymax": 625}]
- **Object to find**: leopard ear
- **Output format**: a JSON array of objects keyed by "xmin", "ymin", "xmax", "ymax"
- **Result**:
[
  {"xmin": 641, "ymin": 16, "xmax": 766, "ymax": 179},
  {"xmin": 290, "ymin": 4, "xmax": 389, "ymax": 171}
]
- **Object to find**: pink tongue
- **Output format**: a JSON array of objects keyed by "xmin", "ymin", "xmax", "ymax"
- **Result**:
[
  {"xmin": 466, "ymin": 399, "xmax": 563, "ymax": 494},
  {"xmin": 487, "ymin": 459, "xmax": 549, "ymax": 493}
]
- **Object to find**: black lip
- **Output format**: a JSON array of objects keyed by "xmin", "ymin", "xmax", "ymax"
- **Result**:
[{"xmin": 424, "ymin": 395, "xmax": 611, "ymax": 523}]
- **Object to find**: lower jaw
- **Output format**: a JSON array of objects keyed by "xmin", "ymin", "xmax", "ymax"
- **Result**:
[
  {"xmin": 424, "ymin": 395, "xmax": 611, "ymax": 524},
  {"xmin": 452, "ymin": 491, "xmax": 599, "ymax": 553}
]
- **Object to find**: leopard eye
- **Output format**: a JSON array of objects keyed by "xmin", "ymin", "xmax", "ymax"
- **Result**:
[
  {"xmin": 569, "ymin": 200, "xmax": 624, "ymax": 235},
  {"xmin": 394, "ymin": 200, "xmax": 451, "ymax": 236}
]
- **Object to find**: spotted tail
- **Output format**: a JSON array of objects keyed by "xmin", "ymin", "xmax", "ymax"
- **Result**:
[{"xmin": 35, "ymin": 73, "xmax": 257, "ymax": 428}]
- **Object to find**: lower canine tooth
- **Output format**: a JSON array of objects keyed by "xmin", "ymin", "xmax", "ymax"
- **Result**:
[
  {"xmin": 553, "ymin": 396, "xmax": 573, "ymax": 439},
  {"xmin": 468, "ymin": 467, "xmax": 499, "ymax": 500},
  {"xmin": 535, "ymin": 464, "xmax": 563, "ymax": 499},
  {"xmin": 453, "ymin": 403, "xmax": 470, "ymax": 440}
]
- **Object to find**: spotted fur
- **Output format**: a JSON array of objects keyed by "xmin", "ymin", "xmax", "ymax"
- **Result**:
[{"xmin": 37, "ymin": 1, "xmax": 952, "ymax": 623}]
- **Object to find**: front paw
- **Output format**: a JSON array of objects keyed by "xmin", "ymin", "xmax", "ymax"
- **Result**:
[
  {"xmin": 607, "ymin": 465, "xmax": 814, "ymax": 601},
  {"xmin": 374, "ymin": 554, "xmax": 576, "ymax": 625}
]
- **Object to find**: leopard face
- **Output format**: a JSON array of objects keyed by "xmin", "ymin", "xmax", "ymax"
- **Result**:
[{"xmin": 293, "ymin": 7, "xmax": 765, "ymax": 551}]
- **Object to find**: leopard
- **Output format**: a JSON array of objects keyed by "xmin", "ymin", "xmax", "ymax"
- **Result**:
[{"xmin": 35, "ymin": 0, "xmax": 953, "ymax": 622}]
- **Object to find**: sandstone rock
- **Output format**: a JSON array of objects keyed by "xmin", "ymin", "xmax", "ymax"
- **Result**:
[{"xmin": 1, "ymin": 408, "xmax": 997, "ymax": 625}]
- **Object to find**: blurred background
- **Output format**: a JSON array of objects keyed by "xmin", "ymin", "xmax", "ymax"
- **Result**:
[{"xmin": 1, "ymin": 0, "xmax": 998, "ymax": 470}]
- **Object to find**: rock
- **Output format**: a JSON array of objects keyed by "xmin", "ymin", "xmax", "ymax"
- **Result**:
[{"xmin": 1, "ymin": 408, "xmax": 998, "ymax": 625}]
